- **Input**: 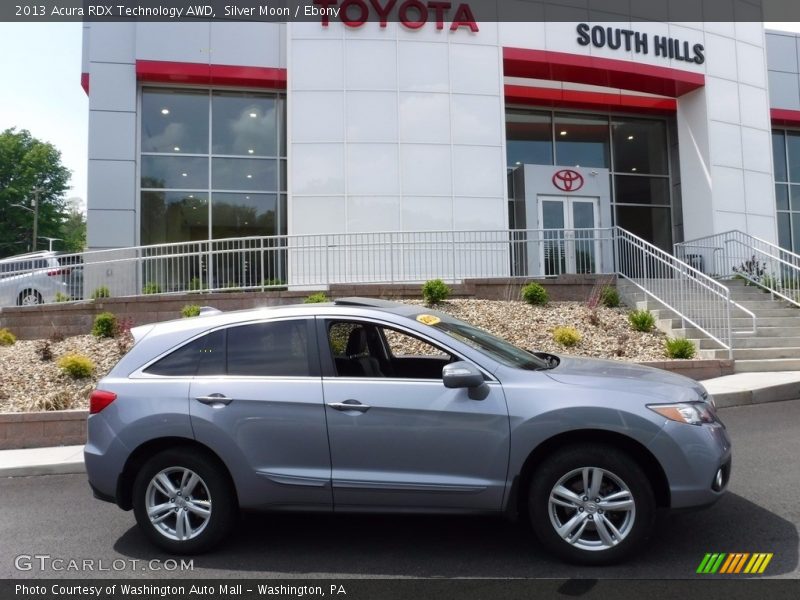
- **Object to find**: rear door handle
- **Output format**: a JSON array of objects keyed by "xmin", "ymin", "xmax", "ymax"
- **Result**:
[
  {"xmin": 327, "ymin": 399, "xmax": 371, "ymax": 413},
  {"xmin": 195, "ymin": 393, "xmax": 233, "ymax": 407}
]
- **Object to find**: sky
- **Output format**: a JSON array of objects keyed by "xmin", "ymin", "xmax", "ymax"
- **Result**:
[
  {"xmin": 0, "ymin": 20, "xmax": 799, "ymax": 216},
  {"xmin": 0, "ymin": 22, "xmax": 87, "ymax": 208}
]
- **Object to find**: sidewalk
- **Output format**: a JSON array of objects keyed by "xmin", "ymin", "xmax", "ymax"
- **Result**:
[{"xmin": 1, "ymin": 372, "xmax": 800, "ymax": 479}]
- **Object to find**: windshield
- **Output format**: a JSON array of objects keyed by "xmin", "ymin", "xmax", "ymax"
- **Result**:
[{"xmin": 421, "ymin": 314, "xmax": 550, "ymax": 371}]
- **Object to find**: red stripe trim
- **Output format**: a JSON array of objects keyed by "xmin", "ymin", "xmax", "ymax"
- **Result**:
[
  {"xmin": 504, "ymin": 84, "xmax": 677, "ymax": 114},
  {"xmin": 771, "ymin": 108, "xmax": 800, "ymax": 126},
  {"xmin": 81, "ymin": 72, "xmax": 89, "ymax": 95},
  {"xmin": 503, "ymin": 47, "xmax": 704, "ymax": 98},
  {"xmin": 136, "ymin": 60, "xmax": 287, "ymax": 89}
]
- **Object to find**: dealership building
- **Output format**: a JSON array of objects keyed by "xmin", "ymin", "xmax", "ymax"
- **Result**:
[{"xmin": 79, "ymin": 13, "xmax": 800, "ymax": 284}]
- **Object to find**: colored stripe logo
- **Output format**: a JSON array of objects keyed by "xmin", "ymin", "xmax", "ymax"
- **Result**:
[{"xmin": 696, "ymin": 553, "xmax": 773, "ymax": 574}]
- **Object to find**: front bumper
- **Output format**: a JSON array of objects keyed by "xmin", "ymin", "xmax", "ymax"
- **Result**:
[{"xmin": 647, "ymin": 419, "xmax": 732, "ymax": 509}]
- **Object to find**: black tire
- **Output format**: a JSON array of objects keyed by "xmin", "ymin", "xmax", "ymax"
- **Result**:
[
  {"xmin": 17, "ymin": 289, "xmax": 42, "ymax": 306},
  {"xmin": 528, "ymin": 444, "xmax": 655, "ymax": 565},
  {"xmin": 132, "ymin": 448, "xmax": 237, "ymax": 554}
]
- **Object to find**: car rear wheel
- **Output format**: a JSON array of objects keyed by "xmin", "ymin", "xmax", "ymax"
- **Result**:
[
  {"xmin": 528, "ymin": 444, "xmax": 655, "ymax": 565},
  {"xmin": 17, "ymin": 289, "xmax": 42, "ymax": 306},
  {"xmin": 132, "ymin": 448, "xmax": 236, "ymax": 554}
]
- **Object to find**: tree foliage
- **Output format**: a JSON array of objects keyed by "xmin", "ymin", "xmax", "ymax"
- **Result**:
[{"xmin": 0, "ymin": 128, "xmax": 71, "ymax": 257}]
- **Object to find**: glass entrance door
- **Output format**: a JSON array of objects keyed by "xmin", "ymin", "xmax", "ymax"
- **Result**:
[{"xmin": 538, "ymin": 196, "xmax": 599, "ymax": 276}]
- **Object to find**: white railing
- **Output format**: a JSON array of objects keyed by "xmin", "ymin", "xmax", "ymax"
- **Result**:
[
  {"xmin": 617, "ymin": 228, "xmax": 755, "ymax": 357},
  {"xmin": 676, "ymin": 230, "xmax": 800, "ymax": 309},
  {"xmin": 0, "ymin": 228, "xmax": 616, "ymax": 305}
]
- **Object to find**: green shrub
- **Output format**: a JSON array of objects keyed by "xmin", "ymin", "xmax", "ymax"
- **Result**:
[
  {"xmin": 304, "ymin": 292, "xmax": 329, "ymax": 304},
  {"xmin": 552, "ymin": 326, "xmax": 582, "ymax": 347},
  {"xmin": 665, "ymin": 337, "xmax": 696, "ymax": 359},
  {"xmin": 600, "ymin": 285, "xmax": 620, "ymax": 308},
  {"xmin": 262, "ymin": 278, "xmax": 287, "ymax": 287},
  {"xmin": 92, "ymin": 312, "xmax": 118, "ymax": 338},
  {"xmin": 422, "ymin": 279, "xmax": 451, "ymax": 305},
  {"xmin": 58, "ymin": 353, "xmax": 95, "ymax": 379},
  {"xmin": 0, "ymin": 328, "xmax": 17, "ymax": 346},
  {"xmin": 188, "ymin": 277, "xmax": 204, "ymax": 291},
  {"xmin": 90, "ymin": 286, "xmax": 110, "ymax": 300},
  {"xmin": 142, "ymin": 282, "xmax": 162, "ymax": 295},
  {"xmin": 521, "ymin": 282, "xmax": 548, "ymax": 305},
  {"xmin": 54, "ymin": 292, "xmax": 71, "ymax": 303},
  {"xmin": 628, "ymin": 309, "xmax": 656, "ymax": 332},
  {"xmin": 181, "ymin": 304, "xmax": 201, "ymax": 318}
]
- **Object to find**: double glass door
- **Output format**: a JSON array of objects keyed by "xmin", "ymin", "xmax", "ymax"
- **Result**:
[{"xmin": 538, "ymin": 196, "xmax": 599, "ymax": 276}]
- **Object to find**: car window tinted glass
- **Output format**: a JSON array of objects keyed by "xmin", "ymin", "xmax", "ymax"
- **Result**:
[
  {"xmin": 425, "ymin": 316, "xmax": 548, "ymax": 371},
  {"xmin": 145, "ymin": 329, "xmax": 225, "ymax": 376},
  {"xmin": 384, "ymin": 329, "xmax": 448, "ymax": 359},
  {"xmin": 227, "ymin": 320, "xmax": 310, "ymax": 377}
]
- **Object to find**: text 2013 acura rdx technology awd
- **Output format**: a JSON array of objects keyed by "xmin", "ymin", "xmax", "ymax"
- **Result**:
[{"xmin": 84, "ymin": 298, "xmax": 731, "ymax": 564}]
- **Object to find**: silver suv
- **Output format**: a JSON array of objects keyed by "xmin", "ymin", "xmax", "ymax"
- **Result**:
[
  {"xmin": 0, "ymin": 251, "xmax": 77, "ymax": 306},
  {"xmin": 85, "ymin": 298, "xmax": 731, "ymax": 564}
]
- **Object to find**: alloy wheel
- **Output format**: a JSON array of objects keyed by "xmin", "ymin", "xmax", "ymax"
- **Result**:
[{"xmin": 145, "ymin": 467, "xmax": 212, "ymax": 541}]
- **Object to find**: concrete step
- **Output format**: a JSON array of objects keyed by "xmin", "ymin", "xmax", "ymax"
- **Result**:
[
  {"xmin": 702, "ymin": 372, "xmax": 800, "ymax": 407},
  {"xmin": 734, "ymin": 326, "xmax": 800, "ymax": 338},
  {"xmin": 730, "ymin": 347, "xmax": 800, "ymax": 360},
  {"xmin": 699, "ymin": 336, "xmax": 800, "ymax": 349},
  {"xmin": 734, "ymin": 358, "xmax": 800, "ymax": 372}
]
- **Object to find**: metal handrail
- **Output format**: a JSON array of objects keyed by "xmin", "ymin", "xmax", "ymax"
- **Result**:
[
  {"xmin": 616, "ymin": 227, "xmax": 754, "ymax": 357},
  {"xmin": 676, "ymin": 230, "xmax": 800, "ymax": 309}
]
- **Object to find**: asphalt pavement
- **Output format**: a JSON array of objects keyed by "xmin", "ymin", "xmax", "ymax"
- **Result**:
[{"xmin": 1, "ymin": 400, "xmax": 798, "ymax": 580}]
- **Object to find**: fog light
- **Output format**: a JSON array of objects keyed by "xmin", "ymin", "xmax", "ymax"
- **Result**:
[{"xmin": 712, "ymin": 468, "xmax": 724, "ymax": 491}]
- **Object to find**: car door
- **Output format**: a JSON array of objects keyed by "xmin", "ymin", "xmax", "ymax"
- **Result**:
[
  {"xmin": 319, "ymin": 318, "xmax": 510, "ymax": 511},
  {"xmin": 189, "ymin": 317, "xmax": 332, "ymax": 509}
]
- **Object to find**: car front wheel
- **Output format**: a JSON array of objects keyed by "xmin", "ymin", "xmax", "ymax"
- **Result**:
[
  {"xmin": 528, "ymin": 444, "xmax": 655, "ymax": 565},
  {"xmin": 132, "ymin": 448, "xmax": 236, "ymax": 554}
]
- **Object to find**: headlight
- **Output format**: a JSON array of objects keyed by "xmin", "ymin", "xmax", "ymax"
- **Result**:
[{"xmin": 647, "ymin": 402, "xmax": 716, "ymax": 425}]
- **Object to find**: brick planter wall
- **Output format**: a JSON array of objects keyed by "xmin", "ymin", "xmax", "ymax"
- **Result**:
[
  {"xmin": 637, "ymin": 359, "xmax": 735, "ymax": 381},
  {"xmin": 0, "ymin": 275, "xmax": 614, "ymax": 340},
  {"xmin": 0, "ymin": 410, "xmax": 87, "ymax": 450}
]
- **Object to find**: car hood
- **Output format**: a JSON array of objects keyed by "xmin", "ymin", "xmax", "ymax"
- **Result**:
[{"xmin": 543, "ymin": 356, "xmax": 705, "ymax": 403}]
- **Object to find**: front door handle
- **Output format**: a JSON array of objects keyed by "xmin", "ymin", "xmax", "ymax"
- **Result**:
[
  {"xmin": 327, "ymin": 399, "xmax": 371, "ymax": 413},
  {"xmin": 195, "ymin": 393, "xmax": 233, "ymax": 407}
]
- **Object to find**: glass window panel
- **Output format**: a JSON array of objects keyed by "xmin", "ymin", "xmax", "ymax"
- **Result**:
[
  {"xmin": 141, "ymin": 191, "xmax": 208, "ymax": 245},
  {"xmin": 279, "ymin": 98, "xmax": 287, "ymax": 156},
  {"xmin": 144, "ymin": 330, "xmax": 225, "ymax": 377},
  {"xmin": 279, "ymin": 194, "xmax": 287, "ymax": 235},
  {"xmin": 227, "ymin": 321, "xmax": 310, "ymax": 377},
  {"xmin": 773, "ymin": 130, "xmax": 788, "ymax": 182},
  {"xmin": 778, "ymin": 212, "xmax": 792, "ymax": 251},
  {"xmin": 505, "ymin": 109, "xmax": 553, "ymax": 167},
  {"xmin": 615, "ymin": 205, "xmax": 673, "ymax": 251},
  {"xmin": 212, "ymin": 92, "xmax": 277, "ymax": 156},
  {"xmin": 612, "ymin": 118, "xmax": 668, "ymax": 175},
  {"xmin": 572, "ymin": 201, "xmax": 595, "ymax": 229},
  {"xmin": 542, "ymin": 200, "xmax": 565, "ymax": 228},
  {"xmin": 141, "ymin": 89, "xmax": 208, "ymax": 154},
  {"xmin": 212, "ymin": 158, "xmax": 276, "ymax": 191},
  {"xmin": 788, "ymin": 132, "xmax": 800, "ymax": 183},
  {"xmin": 776, "ymin": 184, "xmax": 790, "ymax": 210},
  {"xmin": 793, "ymin": 214, "xmax": 800, "ymax": 255},
  {"xmin": 211, "ymin": 193, "xmax": 278, "ymax": 239},
  {"xmin": 555, "ymin": 113, "xmax": 609, "ymax": 168},
  {"xmin": 791, "ymin": 185, "xmax": 800, "ymax": 211},
  {"xmin": 141, "ymin": 156, "xmax": 208, "ymax": 189},
  {"xmin": 614, "ymin": 175, "xmax": 670, "ymax": 205}
]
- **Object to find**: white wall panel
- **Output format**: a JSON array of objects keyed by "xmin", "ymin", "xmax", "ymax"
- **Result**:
[
  {"xmin": 449, "ymin": 44, "xmax": 501, "ymax": 95},
  {"xmin": 135, "ymin": 23, "xmax": 211, "ymax": 64},
  {"xmin": 347, "ymin": 196, "xmax": 400, "ymax": 232},
  {"xmin": 346, "ymin": 145, "xmax": 400, "ymax": 195},
  {"xmin": 345, "ymin": 40, "xmax": 397, "ymax": 90},
  {"xmin": 210, "ymin": 22, "xmax": 283, "ymax": 68},
  {"xmin": 87, "ymin": 160, "xmax": 136, "ymax": 211},
  {"xmin": 291, "ymin": 91, "xmax": 345, "ymax": 142},
  {"xmin": 291, "ymin": 39, "xmax": 344, "ymax": 89},
  {"xmin": 452, "ymin": 146, "xmax": 504, "ymax": 198},
  {"xmin": 88, "ymin": 63, "xmax": 136, "ymax": 112},
  {"xmin": 89, "ymin": 22, "xmax": 134, "ymax": 64},
  {"xmin": 402, "ymin": 196, "xmax": 453, "ymax": 230},
  {"xmin": 87, "ymin": 209, "xmax": 135, "ymax": 248},
  {"xmin": 346, "ymin": 92, "xmax": 398, "ymax": 142},
  {"xmin": 400, "ymin": 145, "xmax": 452, "ymax": 196},
  {"xmin": 398, "ymin": 42, "xmax": 449, "ymax": 92},
  {"xmin": 291, "ymin": 197, "xmax": 346, "ymax": 234},
  {"xmin": 291, "ymin": 144, "xmax": 345, "ymax": 195},
  {"xmin": 88, "ymin": 111, "xmax": 136, "ymax": 161},
  {"xmin": 399, "ymin": 92, "xmax": 450, "ymax": 143},
  {"xmin": 451, "ymin": 94, "xmax": 502, "ymax": 146}
]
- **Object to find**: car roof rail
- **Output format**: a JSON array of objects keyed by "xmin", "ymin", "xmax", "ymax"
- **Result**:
[{"xmin": 333, "ymin": 297, "xmax": 405, "ymax": 308}]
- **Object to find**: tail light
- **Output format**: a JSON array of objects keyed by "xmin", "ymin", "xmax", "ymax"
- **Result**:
[
  {"xmin": 90, "ymin": 390, "xmax": 117, "ymax": 414},
  {"xmin": 47, "ymin": 268, "xmax": 71, "ymax": 277}
]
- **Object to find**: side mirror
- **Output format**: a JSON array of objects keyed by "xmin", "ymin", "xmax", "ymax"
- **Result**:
[{"xmin": 442, "ymin": 361, "xmax": 489, "ymax": 400}]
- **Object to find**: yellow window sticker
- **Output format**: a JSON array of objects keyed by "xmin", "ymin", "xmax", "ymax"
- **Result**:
[{"xmin": 416, "ymin": 314, "xmax": 441, "ymax": 326}]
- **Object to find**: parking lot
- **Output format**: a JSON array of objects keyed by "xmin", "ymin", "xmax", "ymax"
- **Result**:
[{"xmin": 1, "ymin": 400, "xmax": 798, "ymax": 580}]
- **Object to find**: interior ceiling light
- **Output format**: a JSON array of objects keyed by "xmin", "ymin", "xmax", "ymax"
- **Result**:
[
  {"xmin": 173, "ymin": 146, "xmax": 180, "ymax": 152},
  {"xmin": 560, "ymin": 130, "xmax": 567, "ymax": 136},
  {"xmin": 627, "ymin": 135, "xmax": 635, "ymax": 140},
  {"xmin": 248, "ymin": 149, "xmax": 254, "ymax": 154},
  {"xmin": 631, "ymin": 167, "xmax": 638, "ymax": 172},
  {"xmin": 249, "ymin": 112, "xmax": 257, "ymax": 118},
  {"xmin": 161, "ymin": 108, "xmax": 170, "ymax": 115},
  {"xmin": 246, "ymin": 174, "xmax": 252, "ymax": 179},
  {"xmin": 181, "ymin": 172, "xmax": 188, "ymax": 177}
]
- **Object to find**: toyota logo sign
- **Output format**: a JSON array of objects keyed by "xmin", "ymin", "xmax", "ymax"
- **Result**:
[{"xmin": 552, "ymin": 169, "xmax": 584, "ymax": 192}]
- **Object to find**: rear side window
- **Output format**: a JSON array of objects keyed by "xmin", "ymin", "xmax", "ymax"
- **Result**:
[
  {"xmin": 144, "ymin": 330, "xmax": 225, "ymax": 376},
  {"xmin": 227, "ymin": 320, "xmax": 311, "ymax": 377}
]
